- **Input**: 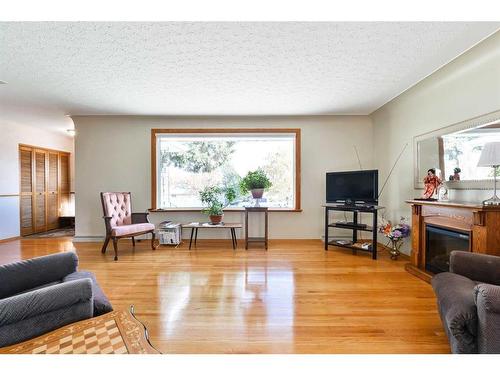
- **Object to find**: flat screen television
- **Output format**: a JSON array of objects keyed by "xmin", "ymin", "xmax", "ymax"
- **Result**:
[{"xmin": 326, "ymin": 170, "xmax": 378, "ymax": 204}]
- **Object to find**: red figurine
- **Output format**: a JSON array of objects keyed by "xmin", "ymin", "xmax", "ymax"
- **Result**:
[{"xmin": 422, "ymin": 168, "xmax": 442, "ymax": 199}]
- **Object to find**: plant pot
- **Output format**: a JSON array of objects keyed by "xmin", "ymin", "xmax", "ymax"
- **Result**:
[
  {"xmin": 251, "ymin": 188, "xmax": 264, "ymax": 199},
  {"xmin": 209, "ymin": 214, "xmax": 223, "ymax": 225}
]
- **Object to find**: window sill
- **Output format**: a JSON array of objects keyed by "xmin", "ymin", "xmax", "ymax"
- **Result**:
[{"xmin": 148, "ymin": 208, "xmax": 303, "ymax": 213}]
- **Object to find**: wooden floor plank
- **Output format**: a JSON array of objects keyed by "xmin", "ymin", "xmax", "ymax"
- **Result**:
[{"xmin": 0, "ymin": 238, "xmax": 449, "ymax": 353}]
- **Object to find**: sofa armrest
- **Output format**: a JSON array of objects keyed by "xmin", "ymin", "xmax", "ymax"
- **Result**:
[
  {"xmin": 0, "ymin": 279, "xmax": 93, "ymax": 327},
  {"xmin": 131, "ymin": 212, "xmax": 150, "ymax": 224},
  {"xmin": 450, "ymin": 251, "xmax": 500, "ymax": 285},
  {"xmin": 474, "ymin": 283, "xmax": 500, "ymax": 353},
  {"xmin": 432, "ymin": 272, "xmax": 479, "ymax": 353},
  {"xmin": 475, "ymin": 283, "xmax": 500, "ymax": 314},
  {"xmin": 0, "ymin": 252, "xmax": 79, "ymax": 299}
]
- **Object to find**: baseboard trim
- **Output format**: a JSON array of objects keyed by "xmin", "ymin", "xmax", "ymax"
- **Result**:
[
  {"xmin": 73, "ymin": 236, "xmax": 105, "ymax": 242},
  {"xmin": 405, "ymin": 263, "xmax": 432, "ymax": 283},
  {"xmin": 0, "ymin": 236, "xmax": 21, "ymax": 243},
  {"xmin": 74, "ymin": 236, "xmax": 326, "ymax": 242}
]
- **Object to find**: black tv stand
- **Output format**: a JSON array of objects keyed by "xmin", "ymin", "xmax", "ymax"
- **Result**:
[
  {"xmin": 335, "ymin": 221, "xmax": 367, "ymax": 229},
  {"xmin": 323, "ymin": 203, "xmax": 384, "ymax": 259}
]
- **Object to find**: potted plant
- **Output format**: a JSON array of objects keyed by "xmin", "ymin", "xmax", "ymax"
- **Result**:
[
  {"xmin": 199, "ymin": 185, "xmax": 237, "ymax": 224},
  {"xmin": 240, "ymin": 169, "xmax": 272, "ymax": 199}
]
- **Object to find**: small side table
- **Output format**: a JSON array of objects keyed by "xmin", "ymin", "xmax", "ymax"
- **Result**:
[
  {"xmin": 245, "ymin": 207, "xmax": 269, "ymax": 250},
  {"xmin": 181, "ymin": 222, "xmax": 242, "ymax": 250}
]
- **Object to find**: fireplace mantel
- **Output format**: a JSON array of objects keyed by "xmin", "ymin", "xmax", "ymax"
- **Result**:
[{"xmin": 405, "ymin": 199, "xmax": 500, "ymax": 282}]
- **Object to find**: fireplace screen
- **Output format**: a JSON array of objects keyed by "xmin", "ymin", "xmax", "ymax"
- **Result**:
[{"xmin": 425, "ymin": 225, "xmax": 470, "ymax": 274}]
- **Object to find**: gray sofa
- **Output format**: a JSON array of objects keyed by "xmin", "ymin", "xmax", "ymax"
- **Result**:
[
  {"xmin": 432, "ymin": 251, "xmax": 500, "ymax": 354},
  {"xmin": 0, "ymin": 252, "xmax": 112, "ymax": 348}
]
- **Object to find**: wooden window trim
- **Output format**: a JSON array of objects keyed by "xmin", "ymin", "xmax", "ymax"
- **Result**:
[
  {"xmin": 151, "ymin": 128, "xmax": 301, "ymax": 211},
  {"xmin": 148, "ymin": 208, "xmax": 302, "ymax": 213}
]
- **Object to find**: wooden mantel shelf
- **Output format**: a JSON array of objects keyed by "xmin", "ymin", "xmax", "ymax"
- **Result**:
[
  {"xmin": 405, "ymin": 199, "xmax": 500, "ymax": 283},
  {"xmin": 405, "ymin": 199, "xmax": 486, "ymax": 209}
]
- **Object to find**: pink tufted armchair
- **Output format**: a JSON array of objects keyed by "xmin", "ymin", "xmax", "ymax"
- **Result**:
[{"xmin": 100, "ymin": 192, "xmax": 157, "ymax": 261}]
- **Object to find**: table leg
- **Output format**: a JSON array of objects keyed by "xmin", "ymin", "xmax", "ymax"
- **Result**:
[
  {"xmin": 352, "ymin": 211, "xmax": 358, "ymax": 255},
  {"xmin": 265, "ymin": 210, "xmax": 268, "ymax": 250},
  {"xmin": 324, "ymin": 207, "xmax": 329, "ymax": 250},
  {"xmin": 372, "ymin": 210, "xmax": 378, "ymax": 260},
  {"xmin": 245, "ymin": 210, "xmax": 249, "ymax": 250},
  {"xmin": 230, "ymin": 228, "xmax": 236, "ymax": 250},
  {"xmin": 353, "ymin": 211, "xmax": 358, "ymax": 242},
  {"xmin": 189, "ymin": 228, "xmax": 194, "ymax": 250},
  {"xmin": 234, "ymin": 228, "xmax": 238, "ymax": 247},
  {"xmin": 194, "ymin": 228, "xmax": 198, "ymax": 247}
]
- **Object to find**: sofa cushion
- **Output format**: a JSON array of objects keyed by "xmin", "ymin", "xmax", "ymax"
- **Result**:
[
  {"xmin": 63, "ymin": 271, "xmax": 113, "ymax": 316},
  {"xmin": 0, "ymin": 252, "xmax": 78, "ymax": 299},
  {"xmin": 14, "ymin": 281, "xmax": 61, "ymax": 296},
  {"xmin": 431, "ymin": 272, "xmax": 479, "ymax": 353},
  {"xmin": 111, "ymin": 223, "xmax": 155, "ymax": 237}
]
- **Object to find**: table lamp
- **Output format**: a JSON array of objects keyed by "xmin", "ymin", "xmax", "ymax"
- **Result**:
[{"xmin": 477, "ymin": 142, "xmax": 500, "ymax": 206}]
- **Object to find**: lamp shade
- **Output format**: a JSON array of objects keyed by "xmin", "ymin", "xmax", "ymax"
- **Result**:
[{"xmin": 477, "ymin": 142, "xmax": 500, "ymax": 167}]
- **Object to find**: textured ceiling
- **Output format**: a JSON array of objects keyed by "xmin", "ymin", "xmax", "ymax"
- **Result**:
[{"xmin": 0, "ymin": 22, "xmax": 499, "ymax": 132}]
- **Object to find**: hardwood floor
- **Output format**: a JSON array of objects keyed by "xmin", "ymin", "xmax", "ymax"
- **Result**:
[{"xmin": 0, "ymin": 237, "xmax": 449, "ymax": 354}]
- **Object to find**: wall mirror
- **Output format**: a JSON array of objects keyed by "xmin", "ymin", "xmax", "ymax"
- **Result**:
[{"xmin": 414, "ymin": 110, "xmax": 500, "ymax": 189}]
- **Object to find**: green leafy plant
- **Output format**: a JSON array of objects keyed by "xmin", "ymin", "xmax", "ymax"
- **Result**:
[
  {"xmin": 199, "ymin": 186, "xmax": 237, "ymax": 216},
  {"xmin": 239, "ymin": 169, "xmax": 272, "ymax": 195}
]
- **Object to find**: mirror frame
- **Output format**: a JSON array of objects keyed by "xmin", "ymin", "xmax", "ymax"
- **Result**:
[{"xmin": 414, "ymin": 109, "xmax": 500, "ymax": 190}]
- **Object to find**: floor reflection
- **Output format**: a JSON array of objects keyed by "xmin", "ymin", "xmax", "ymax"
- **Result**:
[
  {"xmin": 0, "ymin": 238, "xmax": 74, "ymax": 265},
  {"xmin": 158, "ymin": 259, "xmax": 294, "ymax": 351},
  {"xmin": 243, "ymin": 263, "xmax": 295, "ymax": 347},
  {"xmin": 157, "ymin": 272, "xmax": 193, "ymax": 336}
]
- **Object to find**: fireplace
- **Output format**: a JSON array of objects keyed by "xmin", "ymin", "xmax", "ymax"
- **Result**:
[
  {"xmin": 406, "ymin": 200, "xmax": 500, "ymax": 283},
  {"xmin": 425, "ymin": 225, "xmax": 470, "ymax": 274}
]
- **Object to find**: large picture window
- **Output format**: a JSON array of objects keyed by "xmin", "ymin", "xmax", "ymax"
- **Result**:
[{"xmin": 151, "ymin": 129, "xmax": 301, "ymax": 211}]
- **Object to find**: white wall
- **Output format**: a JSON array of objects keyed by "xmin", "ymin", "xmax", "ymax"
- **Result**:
[
  {"xmin": 0, "ymin": 121, "xmax": 74, "ymax": 240},
  {"xmin": 372, "ymin": 31, "xmax": 500, "ymax": 254},
  {"xmin": 73, "ymin": 115, "xmax": 373, "ymax": 240}
]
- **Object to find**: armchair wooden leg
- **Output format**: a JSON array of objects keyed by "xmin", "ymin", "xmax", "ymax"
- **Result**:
[
  {"xmin": 101, "ymin": 235, "xmax": 110, "ymax": 254},
  {"xmin": 132, "ymin": 237, "xmax": 135, "ymax": 246},
  {"xmin": 151, "ymin": 231, "xmax": 158, "ymax": 250},
  {"xmin": 112, "ymin": 238, "xmax": 119, "ymax": 261}
]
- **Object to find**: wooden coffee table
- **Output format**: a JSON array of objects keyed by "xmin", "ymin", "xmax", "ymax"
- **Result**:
[
  {"xmin": 0, "ymin": 307, "xmax": 159, "ymax": 354},
  {"xmin": 182, "ymin": 222, "xmax": 242, "ymax": 250}
]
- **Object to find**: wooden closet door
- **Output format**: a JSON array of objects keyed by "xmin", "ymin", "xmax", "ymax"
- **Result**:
[
  {"xmin": 34, "ymin": 149, "xmax": 47, "ymax": 232},
  {"xmin": 59, "ymin": 153, "xmax": 71, "ymax": 216},
  {"xmin": 47, "ymin": 151, "xmax": 59, "ymax": 230},
  {"xmin": 19, "ymin": 146, "xmax": 34, "ymax": 235}
]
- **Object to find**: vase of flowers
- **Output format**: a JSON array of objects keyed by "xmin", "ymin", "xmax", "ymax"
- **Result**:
[{"xmin": 379, "ymin": 218, "xmax": 410, "ymax": 260}]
